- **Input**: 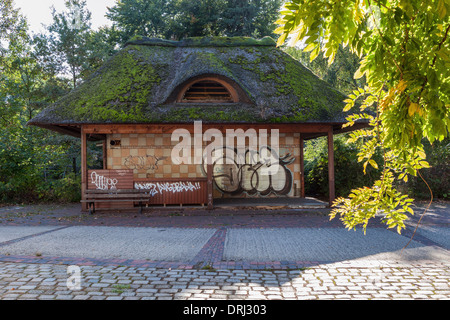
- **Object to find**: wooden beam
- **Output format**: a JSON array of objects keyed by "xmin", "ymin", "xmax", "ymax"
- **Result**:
[
  {"xmin": 300, "ymin": 134, "xmax": 305, "ymax": 198},
  {"xmin": 102, "ymin": 140, "xmax": 107, "ymax": 169},
  {"xmin": 81, "ymin": 126, "xmax": 88, "ymax": 212},
  {"xmin": 82, "ymin": 123, "xmax": 335, "ymax": 135},
  {"xmin": 32, "ymin": 121, "xmax": 370, "ymax": 142},
  {"xmin": 206, "ymin": 151, "xmax": 214, "ymax": 210},
  {"xmin": 327, "ymin": 127, "xmax": 335, "ymax": 207},
  {"xmin": 33, "ymin": 124, "xmax": 106, "ymax": 141}
]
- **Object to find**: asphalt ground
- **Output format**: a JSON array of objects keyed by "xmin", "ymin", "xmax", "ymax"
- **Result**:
[
  {"xmin": 0, "ymin": 201, "xmax": 448, "ymax": 267},
  {"xmin": 0, "ymin": 201, "xmax": 448, "ymax": 302}
]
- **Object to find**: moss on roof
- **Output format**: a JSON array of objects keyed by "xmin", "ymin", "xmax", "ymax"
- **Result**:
[
  {"xmin": 29, "ymin": 36, "xmax": 352, "ymax": 126},
  {"xmin": 125, "ymin": 35, "xmax": 277, "ymax": 47}
]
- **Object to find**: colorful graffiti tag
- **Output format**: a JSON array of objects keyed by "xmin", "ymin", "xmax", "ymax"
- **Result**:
[{"xmin": 203, "ymin": 146, "xmax": 295, "ymax": 196}]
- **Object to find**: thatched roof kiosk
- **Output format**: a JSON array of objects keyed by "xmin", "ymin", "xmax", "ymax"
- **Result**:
[{"xmin": 29, "ymin": 36, "xmax": 368, "ymax": 211}]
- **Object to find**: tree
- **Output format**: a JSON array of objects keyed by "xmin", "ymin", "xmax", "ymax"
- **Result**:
[
  {"xmin": 33, "ymin": 0, "xmax": 93, "ymax": 88},
  {"xmin": 80, "ymin": 26, "xmax": 121, "ymax": 79},
  {"xmin": 0, "ymin": 0, "xmax": 25, "ymax": 49},
  {"xmin": 105, "ymin": 0, "xmax": 284, "ymax": 44},
  {"xmin": 106, "ymin": 0, "xmax": 175, "ymax": 43},
  {"xmin": 219, "ymin": 0, "xmax": 284, "ymax": 38},
  {"xmin": 166, "ymin": 0, "xmax": 224, "ymax": 39},
  {"xmin": 284, "ymin": 44, "xmax": 365, "ymax": 95},
  {"xmin": 275, "ymin": 0, "xmax": 450, "ymax": 233}
]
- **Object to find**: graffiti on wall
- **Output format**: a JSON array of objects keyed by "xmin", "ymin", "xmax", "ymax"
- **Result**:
[
  {"xmin": 124, "ymin": 155, "xmax": 168, "ymax": 171},
  {"xmin": 204, "ymin": 146, "xmax": 295, "ymax": 196},
  {"xmin": 90, "ymin": 171, "xmax": 118, "ymax": 190},
  {"xmin": 134, "ymin": 181, "xmax": 201, "ymax": 197}
]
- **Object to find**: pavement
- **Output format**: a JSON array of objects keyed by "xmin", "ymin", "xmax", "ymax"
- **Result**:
[{"xmin": 0, "ymin": 200, "xmax": 448, "ymax": 301}]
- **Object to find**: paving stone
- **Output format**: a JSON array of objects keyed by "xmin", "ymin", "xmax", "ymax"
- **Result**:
[{"xmin": 0, "ymin": 207, "xmax": 449, "ymax": 301}]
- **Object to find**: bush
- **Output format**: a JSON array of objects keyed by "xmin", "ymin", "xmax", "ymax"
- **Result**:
[
  {"xmin": 305, "ymin": 135, "xmax": 449, "ymax": 201},
  {"xmin": 0, "ymin": 123, "xmax": 102, "ymax": 204},
  {"xmin": 305, "ymin": 135, "xmax": 382, "ymax": 198},
  {"xmin": 51, "ymin": 173, "xmax": 82, "ymax": 202},
  {"xmin": 406, "ymin": 138, "xmax": 450, "ymax": 200},
  {"xmin": 0, "ymin": 171, "xmax": 81, "ymax": 204}
]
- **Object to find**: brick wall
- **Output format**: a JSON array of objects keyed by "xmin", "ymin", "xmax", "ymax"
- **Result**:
[{"xmin": 106, "ymin": 132, "xmax": 301, "ymax": 198}]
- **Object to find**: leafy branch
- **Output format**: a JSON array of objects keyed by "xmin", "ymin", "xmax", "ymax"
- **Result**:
[{"xmin": 276, "ymin": 0, "xmax": 449, "ymax": 234}]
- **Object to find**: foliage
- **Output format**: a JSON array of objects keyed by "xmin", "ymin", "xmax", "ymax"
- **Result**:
[
  {"xmin": 283, "ymin": 45, "xmax": 365, "ymax": 95},
  {"xmin": 0, "ymin": 0, "xmax": 103, "ymax": 204},
  {"xmin": 406, "ymin": 137, "xmax": 450, "ymax": 199},
  {"xmin": 106, "ymin": 0, "xmax": 284, "ymax": 44},
  {"xmin": 106, "ymin": 0, "xmax": 174, "ymax": 43},
  {"xmin": 276, "ymin": 0, "xmax": 450, "ymax": 233},
  {"xmin": 215, "ymin": 0, "xmax": 283, "ymax": 38},
  {"xmin": 33, "ymin": 0, "xmax": 116, "ymax": 88},
  {"xmin": 305, "ymin": 135, "xmax": 382, "ymax": 198},
  {"xmin": 0, "ymin": 0, "xmax": 25, "ymax": 49}
]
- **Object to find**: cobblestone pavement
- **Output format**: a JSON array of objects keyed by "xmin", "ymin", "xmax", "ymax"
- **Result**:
[
  {"xmin": 0, "ymin": 202, "xmax": 449, "ymax": 300},
  {"xmin": 0, "ymin": 261, "xmax": 448, "ymax": 300}
]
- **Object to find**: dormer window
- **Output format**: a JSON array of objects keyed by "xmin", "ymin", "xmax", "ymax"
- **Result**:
[
  {"xmin": 176, "ymin": 77, "xmax": 239, "ymax": 103},
  {"xmin": 181, "ymin": 80, "xmax": 232, "ymax": 102}
]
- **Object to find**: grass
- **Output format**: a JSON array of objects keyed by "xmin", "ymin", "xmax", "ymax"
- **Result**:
[
  {"xmin": 112, "ymin": 284, "xmax": 131, "ymax": 294},
  {"xmin": 201, "ymin": 264, "xmax": 217, "ymax": 272}
]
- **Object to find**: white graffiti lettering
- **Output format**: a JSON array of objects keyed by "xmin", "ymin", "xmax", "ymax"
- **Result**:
[
  {"xmin": 90, "ymin": 171, "xmax": 118, "ymax": 190},
  {"xmin": 134, "ymin": 181, "xmax": 201, "ymax": 196}
]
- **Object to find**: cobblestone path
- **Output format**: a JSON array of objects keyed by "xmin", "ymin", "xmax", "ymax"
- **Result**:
[
  {"xmin": 1, "ymin": 261, "xmax": 448, "ymax": 300},
  {"xmin": 0, "ymin": 203, "xmax": 448, "ymax": 301}
]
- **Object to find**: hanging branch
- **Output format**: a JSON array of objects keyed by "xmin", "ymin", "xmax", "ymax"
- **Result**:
[{"xmin": 402, "ymin": 170, "xmax": 433, "ymax": 250}]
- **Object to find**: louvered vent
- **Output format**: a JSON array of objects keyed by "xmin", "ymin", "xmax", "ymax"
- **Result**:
[{"xmin": 181, "ymin": 80, "xmax": 233, "ymax": 103}]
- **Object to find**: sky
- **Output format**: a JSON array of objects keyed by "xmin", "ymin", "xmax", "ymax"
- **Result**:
[{"xmin": 14, "ymin": 0, "xmax": 117, "ymax": 34}]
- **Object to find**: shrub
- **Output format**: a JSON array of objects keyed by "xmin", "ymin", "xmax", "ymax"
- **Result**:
[
  {"xmin": 407, "ymin": 138, "xmax": 450, "ymax": 200},
  {"xmin": 304, "ymin": 135, "xmax": 449, "ymax": 201},
  {"xmin": 51, "ymin": 173, "xmax": 82, "ymax": 202},
  {"xmin": 305, "ymin": 135, "xmax": 382, "ymax": 198}
]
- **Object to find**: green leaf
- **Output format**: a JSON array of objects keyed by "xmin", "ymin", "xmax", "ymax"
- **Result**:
[
  {"xmin": 309, "ymin": 46, "xmax": 320, "ymax": 61},
  {"xmin": 419, "ymin": 161, "xmax": 431, "ymax": 168},
  {"xmin": 437, "ymin": 0, "xmax": 447, "ymax": 19},
  {"xmin": 277, "ymin": 33, "xmax": 288, "ymax": 47},
  {"xmin": 417, "ymin": 151, "xmax": 426, "ymax": 159},
  {"xmin": 354, "ymin": 65, "xmax": 365, "ymax": 79},
  {"xmin": 303, "ymin": 42, "xmax": 317, "ymax": 52}
]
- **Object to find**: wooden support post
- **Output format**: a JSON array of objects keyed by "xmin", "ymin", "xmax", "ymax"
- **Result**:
[
  {"xmin": 206, "ymin": 151, "xmax": 214, "ymax": 210},
  {"xmin": 300, "ymin": 134, "xmax": 305, "ymax": 198},
  {"xmin": 327, "ymin": 127, "xmax": 335, "ymax": 207},
  {"xmin": 81, "ymin": 127, "xmax": 88, "ymax": 212},
  {"xmin": 102, "ymin": 140, "xmax": 107, "ymax": 169}
]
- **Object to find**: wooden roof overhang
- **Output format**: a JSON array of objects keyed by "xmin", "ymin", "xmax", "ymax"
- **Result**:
[{"xmin": 35, "ymin": 121, "xmax": 370, "ymax": 142}]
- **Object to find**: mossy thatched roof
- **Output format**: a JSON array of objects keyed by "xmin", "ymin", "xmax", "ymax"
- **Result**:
[{"xmin": 29, "ymin": 36, "xmax": 354, "ymax": 130}]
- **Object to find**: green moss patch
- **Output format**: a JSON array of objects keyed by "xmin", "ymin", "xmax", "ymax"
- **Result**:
[{"xmin": 30, "ymin": 36, "xmax": 349, "ymax": 126}]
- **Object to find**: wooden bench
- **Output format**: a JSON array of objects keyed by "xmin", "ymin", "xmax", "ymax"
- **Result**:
[{"xmin": 81, "ymin": 189, "xmax": 150, "ymax": 214}]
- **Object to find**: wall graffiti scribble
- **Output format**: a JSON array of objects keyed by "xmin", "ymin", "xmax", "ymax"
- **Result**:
[
  {"xmin": 134, "ymin": 181, "xmax": 201, "ymax": 197},
  {"xmin": 203, "ymin": 147, "xmax": 295, "ymax": 196},
  {"xmin": 124, "ymin": 155, "xmax": 168, "ymax": 171}
]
